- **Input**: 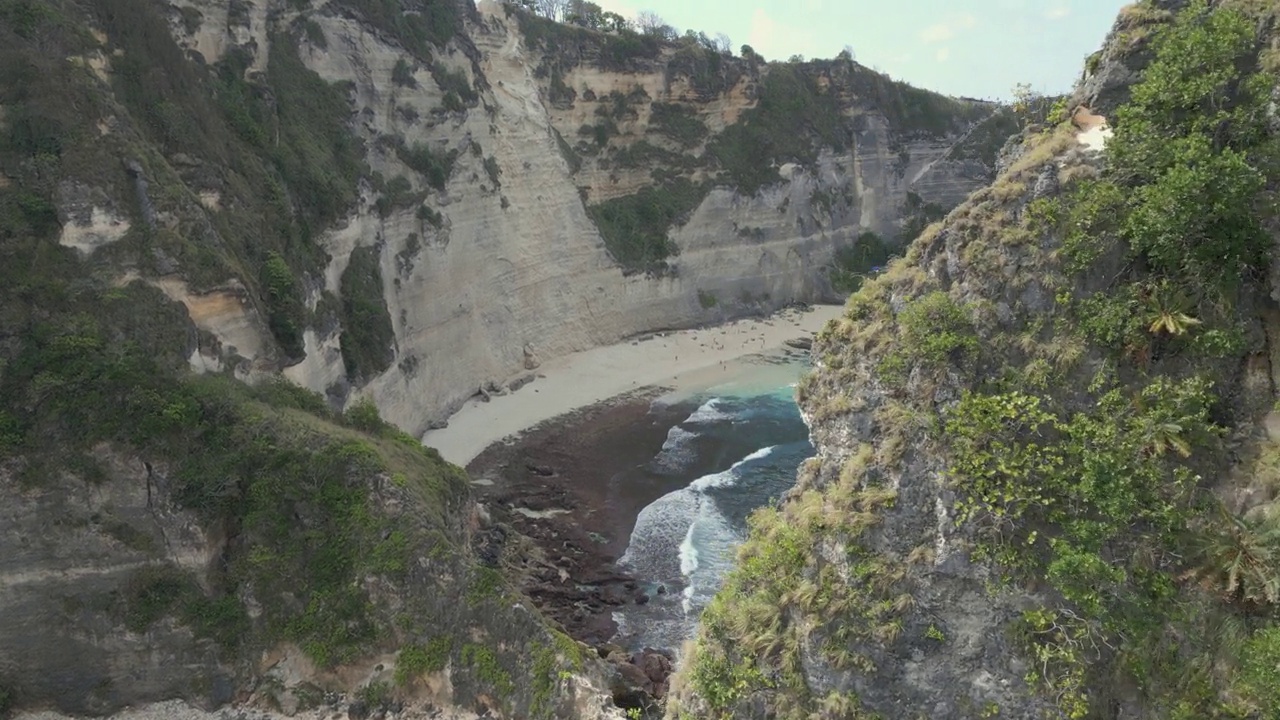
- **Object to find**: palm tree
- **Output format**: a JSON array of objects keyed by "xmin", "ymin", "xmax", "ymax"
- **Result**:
[
  {"xmin": 1144, "ymin": 280, "xmax": 1202, "ymax": 336},
  {"xmin": 1184, "ymin": 503, "xmax": 1280, "ymax": 606}
]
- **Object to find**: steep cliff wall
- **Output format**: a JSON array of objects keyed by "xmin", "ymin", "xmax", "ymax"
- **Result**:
[
  {"xmin": 671, "ymin": 1, "xmax": 1280, "ymax": 718},
  {"xmin": 145, "ymin": 0, "xmax": 1004, "ymax": 435}
]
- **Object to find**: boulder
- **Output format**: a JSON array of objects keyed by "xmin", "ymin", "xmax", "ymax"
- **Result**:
[{"xmin": 508, "ymin": 373, "xmax": 535, "ymax": 393}]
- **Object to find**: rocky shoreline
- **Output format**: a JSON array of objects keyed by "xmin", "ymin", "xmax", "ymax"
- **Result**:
[{"xmin": 465, "ymin": 391, "xmax": 690, "ymax": 708}]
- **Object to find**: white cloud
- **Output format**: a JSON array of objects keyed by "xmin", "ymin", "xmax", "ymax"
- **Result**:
[
  {"xmin": 594, "ymin": 0, "xmax": 641, "ymax": 20},
  {"xmin": 919, "ymin": 14, "xmax": 976, "ymax": 44},
  {"xmin": 1045, "ymin": 5, "xmax": 1070, "ymax": 20},
  {"xmin": 746, "ymin": 7, "xmax": 820, "ymax": 62},
  {"xmin": 935, "ymin": 47, "xmax": 951, "ymax": 62},
  {"xmin": 919, "ymin": 23, "xmax": 954, "ymax": 43}
]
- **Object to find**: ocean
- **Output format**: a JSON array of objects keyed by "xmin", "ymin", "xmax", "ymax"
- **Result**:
[{"xmin": 611, "ymin": 351, "xmax": 814, "ymax": 654}]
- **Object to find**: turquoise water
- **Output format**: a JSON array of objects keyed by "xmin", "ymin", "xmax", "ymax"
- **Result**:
[{"xmin": 612, "ymin": 353, "xmax": 813, "ymax": 653}]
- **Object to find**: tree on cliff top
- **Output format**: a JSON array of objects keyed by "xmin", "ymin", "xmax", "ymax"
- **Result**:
[{"xmin": 636, "ymin": 9, "xmax": 677, "ymax": 40}]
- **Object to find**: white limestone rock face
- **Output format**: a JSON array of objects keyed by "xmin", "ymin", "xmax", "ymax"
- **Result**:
[
  {"xmin": 266, "ymin": 3, "xmax": 1001, "ymax": 435},
  {"xmin": 144, "ymin": 0, "xmax": 999, "ymax": 433}
]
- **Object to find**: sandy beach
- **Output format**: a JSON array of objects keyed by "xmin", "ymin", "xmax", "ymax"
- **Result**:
[{"xmin": 422, "ymin": 304, "xmax": 845, "ymax": 466}]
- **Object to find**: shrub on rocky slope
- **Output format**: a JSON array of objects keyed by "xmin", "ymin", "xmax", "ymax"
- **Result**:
[{"xmin": 671, "ymin": 1, "xmax": 1280, "ymax": 717}]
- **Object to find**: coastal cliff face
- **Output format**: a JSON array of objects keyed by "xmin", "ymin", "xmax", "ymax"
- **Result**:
[
  {"xmin": 671, "ymin": 1, "xmax": 1280, "ymax": 718},
  {"xmin": 0, "ymin": 0, "xmax": 1006, "ymax": 716},
  {"xmin": 146, "ymin": 0, "xmax": 1002, "ymax": 435}
]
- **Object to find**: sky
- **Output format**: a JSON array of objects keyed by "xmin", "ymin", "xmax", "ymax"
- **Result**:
[{"xmin": 592, "ymin": 0, "xmax": 1132, "ymax": 101}]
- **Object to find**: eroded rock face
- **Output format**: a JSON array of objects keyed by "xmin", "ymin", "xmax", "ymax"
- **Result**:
[
  {"xmin": 141, "ymin": 0, "xmax": 1006, "ymax": 437},
  {"xmin": 0, "ymin": 450, "xmax": 231, "ymax": 714}
]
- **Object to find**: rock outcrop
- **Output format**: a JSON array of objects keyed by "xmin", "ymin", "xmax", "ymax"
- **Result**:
[{"xmin": 671, "ymin": 1, "xmax": 1280, "ymax": 718}]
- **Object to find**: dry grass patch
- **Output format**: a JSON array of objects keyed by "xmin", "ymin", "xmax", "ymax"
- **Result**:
[{"xmin": 1117, "ymin": 1, "xmax": 1172, "ymax": 26}]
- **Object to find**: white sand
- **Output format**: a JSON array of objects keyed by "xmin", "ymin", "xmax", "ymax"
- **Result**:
[{"xmin": 422, "ymin": 304, "xmax": 846, "ymax": 466}]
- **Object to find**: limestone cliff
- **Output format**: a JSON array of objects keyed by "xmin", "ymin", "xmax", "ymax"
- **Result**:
[
  {"xmin": 152, "ymin": 0, "xmax": 1002, "ymax": 435},
  {"xmin": 671, "ymin": 1, "xmax": 1280, "ymax": 718}
]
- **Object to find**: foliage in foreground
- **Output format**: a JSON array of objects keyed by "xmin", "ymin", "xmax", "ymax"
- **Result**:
[{"xmin": 684, "ymin": 1, "xmax": 1280, "ymax": 717}]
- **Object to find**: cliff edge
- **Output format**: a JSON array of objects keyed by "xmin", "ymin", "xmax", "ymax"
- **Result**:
[{"xmin": 671, "ymin": 1, "xmax": 1280, "ymax": 717}]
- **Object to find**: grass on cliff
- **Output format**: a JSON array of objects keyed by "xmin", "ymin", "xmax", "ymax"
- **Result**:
[
  {"xmin": 937, "ymin": 2, "xmax": 1280, "ymax": 716},
  {"xmin": 709, "ymin": 64, "xmax": 846, "ymax": 195},
  {"xmin": 829, "ymin": 231, "xmax": 892, "ymax": 295},
  {"xmin": 0, "ymin": 153, "xmax": 464, "ymax": 663},
  {"xmin": 339, "ymin": 246, "xmax": 396, "ymax": 381},
  {"xmin": 681, "ymin": 2, "xmax": 1280, "ymax": 718},
  {"xmin": 59, "ymin": 0, "xmax": 375, "ymax": 361},
  {"xmin": 513, "ymin": 8, "xmax": 662, "ymax": 72},
  {"xmin": 0, "ymin": 266, "xmax": 467, "ymax": 663},
  {"xmin": 0, "ymin": 2, "xmax": 598, "ymax": 716},
  {"xmin": 682, "ymin": 451, "xmax": 903, "ymax": 720},
  {"xmin": 330, "ymin": 0, "xmax": 461, "ymax": 59},
  {"xmin": 587, "ymin": 178, "xmax": 708, "ymax": 274}
]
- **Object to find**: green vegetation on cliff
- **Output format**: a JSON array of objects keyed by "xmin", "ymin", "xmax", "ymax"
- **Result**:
[
  {"xmin": 709, "ymin": 64, "xmax": 846, "ymax": 195},
  {"xmin": 340, "ymin": 246, "xmax": 396, "ymax": 381},
  {"xmin": 676, "ymin": 2, "xmax": 1280, "ymax": 718},
  {"xmin": 829, "ymin": 231, "xmax": 892, "ymax": 294},
  {"xmin": 587, "ymin": 178, "xmax": 707, "ymax": 274},
  {"xmin": 0, "ymin": 0, "xmax": 595, "ymax": 715}
]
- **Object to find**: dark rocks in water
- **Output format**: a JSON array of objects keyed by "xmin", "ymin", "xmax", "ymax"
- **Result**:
[
  {"xmin": 655, "ymin": 583, "xmax": 667, "ymax": 595},
  {"xmin": 608, "ymin": 648, "xmax": 674, "ymax": 701},
  {"xmin": 611, "ymin": 662, "xmax": 653, "ymax": 710},
  {"xmin": 784, "ymin": 337, "xmax": 813, "ymax": 351},
  {"xmin": 598, "ymin": 642, "xmax": 625, "ymax": 659},
  {"xmin": 427, "ymin": 418, "xmax": 449, "ymax": 430},
  {"xmin": 601, "ymin": 585, "xmax": 628, "ymax": 606},
  {"xmin": 526, "ymin": 463, "xmax": 555, "ymax": 476},
  {"xmin": 634, "ymin": 592, "xmax": 650, "ymax": 605}
]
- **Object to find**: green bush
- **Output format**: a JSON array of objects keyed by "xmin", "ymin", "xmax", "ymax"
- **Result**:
[
  {"xmin": 649, "ymin": 103, "xmax": 708, "ymax": 147},
  {"xmin": 338, "ymin": 247, "xmax": 396, "ymax": 381},
  {"xmin": 709, "ymin": 65, "xmax": 845, "ymax": 195},
  {"xmin": 396, "ymin": 637, "xmax": 452, "ymax": 684},
  {"xmin": 483, "ymin": 156, "xmax": 502, "ymax": 186},
  {"xmin": 830, "ymin": 231, "xmax": 892, "ymax": 294},
  {"xmin": 374, "ymin": 174, "xmax": 418, "ymax": 217},
  {"xmin": 431, "ymin": 66, "xmax": 476, "ymax": 105},
  {"xmin": 261, "ymin": 252, "xmax": 308, "ymax": 358},
  {"xmin": 264, "ymin": 35, "xmax": 367, "ymax": 233},
  {"xmin": 391, "ymin": 58, "xmax": 415, "ymax": 87},
  {"xmin": 461, "ymin": 644, "xmax": 514, "ymax": 697},
  {"xmin": 878, "ymin": 291, "xmax": 976, "ymax": 380},
  {"xmin": 333, "ymin": 0, "xmax": 458, "ymax": 58},
  {"xmin": 396, "ymin": 140, "xmax": 457, "ymax": 190},
  {"xmin": 124, "ymin": 566, "xmax": 189, "ymax": 632},
  {"xmin": 1103, "ymin": 0, "xmax": 1273, "ymax": 291},
  {"xmin": 587, "ymin": 179, "xmax": 707, "ymax": 273},
  {"xmin": 1234, "ymin": 626, "xmax": 1280, "ymax": 712}
]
